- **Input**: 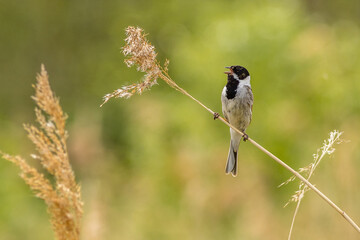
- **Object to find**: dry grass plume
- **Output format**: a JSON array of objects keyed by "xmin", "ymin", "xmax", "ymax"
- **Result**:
[{"xmin": 1, "ymin": 64, "xmax": 83, "ymax": 240}]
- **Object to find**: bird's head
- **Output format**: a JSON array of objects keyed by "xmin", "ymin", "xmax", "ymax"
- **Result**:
[{"xmin": 224, "ymin": 66, "xmax": 250, "ymax": 81}]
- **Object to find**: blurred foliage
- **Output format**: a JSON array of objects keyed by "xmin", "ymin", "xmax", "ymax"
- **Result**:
[{"xmin": 1, "ymin": 0, "xmax": 360, "ymax": 239}]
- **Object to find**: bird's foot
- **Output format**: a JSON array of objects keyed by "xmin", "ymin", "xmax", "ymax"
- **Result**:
[
  {"xmin": 242, "ymin": 133, "xmax": 249, "ymax": 142},
  {"xmin": 213, "ymin": 112, "xmax": 220, "ymax": 120}
]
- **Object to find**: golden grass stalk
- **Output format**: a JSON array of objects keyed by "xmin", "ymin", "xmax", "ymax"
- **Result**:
[
  {"xmin": 1, "ymin": 65, "xmax": 83, "ymax": 240},
  {"xmin": 101, "ymin": 26, "xmax": 360, "ymax": 234},
  {"xmin": 279, "ymin": 130, "xmax": 344, "ymax": 240}
]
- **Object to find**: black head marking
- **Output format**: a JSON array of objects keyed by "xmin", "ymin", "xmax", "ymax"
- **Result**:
[{"xmin": 231, "ymin": 66, "xmax": 249, "ymax": 80}]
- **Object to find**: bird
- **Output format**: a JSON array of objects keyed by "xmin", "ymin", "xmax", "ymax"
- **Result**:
[{"xmin": 214, "ymin": 65, "xmax": 253, "ymax": 177}]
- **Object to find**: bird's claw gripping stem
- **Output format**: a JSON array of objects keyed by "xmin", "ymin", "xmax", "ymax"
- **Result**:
[
  {"xmin": 243, "ymin": 133, "xmax": 249, "ymax": 142},
  {"xmin": 213, "ymin": 112, "xmax": 220, "ymax": 120}
]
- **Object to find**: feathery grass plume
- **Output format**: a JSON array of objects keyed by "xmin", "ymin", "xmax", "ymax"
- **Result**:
[
  {"xmin": 1, "ymin": 65, "xmax": 83, "ymax": 240},
  {"xmin": 279, "ymin": 130, "xmax": 344, "ymax": 240},
  {"xmin": 100, "ymin": 26, "xmax": 207, "ymax": 109},
  {"xmin": 101, "ymin": 26, "xmax": 161, "ymax": 106}
]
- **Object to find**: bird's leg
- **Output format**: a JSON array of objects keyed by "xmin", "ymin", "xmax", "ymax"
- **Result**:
[
  {"xmin": 242, "ymin": 133, "xmax": 249, "ymax": 142},
  {"xmin": 213, "ymin": 112, "xmax": 220, "ymax": 120}
]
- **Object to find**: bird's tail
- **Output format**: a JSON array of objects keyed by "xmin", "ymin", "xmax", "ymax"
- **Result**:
[{"xmin": 225, "ymin": 140, "xmax": 239, "ymax": 177}]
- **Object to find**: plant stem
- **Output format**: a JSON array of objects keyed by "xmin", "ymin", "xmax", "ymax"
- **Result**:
[{"xmin": 288, "ymin": 199, "xmax": 301, "ymax": 240}]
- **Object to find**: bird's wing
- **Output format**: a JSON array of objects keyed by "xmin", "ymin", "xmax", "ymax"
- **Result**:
[{"xmin": 246, "ymin": 86, "xmax": 254, "ymax": 123}]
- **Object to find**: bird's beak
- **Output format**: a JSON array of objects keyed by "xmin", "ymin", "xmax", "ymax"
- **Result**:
[{"xmin": 224, "ymin": 66, "xmax": 232, "ymax": 75}]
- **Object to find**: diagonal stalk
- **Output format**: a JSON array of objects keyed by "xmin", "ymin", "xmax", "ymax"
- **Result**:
[{"xmin": 157, "ymin": 71, "xmax": 360, "ymax": 234}]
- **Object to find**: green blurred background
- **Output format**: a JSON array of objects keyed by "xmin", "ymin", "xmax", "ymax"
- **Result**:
[{"xmin": 1, "ymin": 0, "xmax": 360, "ymax": 239}]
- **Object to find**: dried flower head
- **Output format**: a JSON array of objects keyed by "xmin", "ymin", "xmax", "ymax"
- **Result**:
[
  {"xmin": 100, "ymin": 26, "xmax": 184, "ymax": 107},
  {"xmin": 1, "ymin": 65, "xmax": 83, "ymax": 240},
  {"xmin": 101, "ymin": 26, "xmax": 165, "ymax": 106},
  {"xmin": 123, "ymin": 26, "xmax": 158, "ymax": 72}
]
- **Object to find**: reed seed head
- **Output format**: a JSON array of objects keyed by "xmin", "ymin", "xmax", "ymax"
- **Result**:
[{"xmin": 101, "ymin": 26, "xmax": 166, "ymax": 107}]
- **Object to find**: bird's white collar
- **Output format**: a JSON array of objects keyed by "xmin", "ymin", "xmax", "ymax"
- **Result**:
[{"xmin": 233, "ymin": 75, "xmax": 251, "ymax": 87}]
